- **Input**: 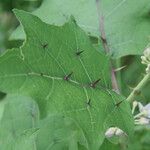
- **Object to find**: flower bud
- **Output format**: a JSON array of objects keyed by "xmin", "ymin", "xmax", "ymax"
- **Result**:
[
  {"xmin": 105, "ymin": 127, "xmax": 116, "ymax": 137},
  {"xmin": 105, "ymin": 127, "xmax": 124, "ymax": 138},
  {"xmin": 115, "ymin": 128, "xmax": 124, "ymax": 136}
]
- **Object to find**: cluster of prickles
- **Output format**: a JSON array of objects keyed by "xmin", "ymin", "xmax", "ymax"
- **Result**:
[{"xmin": 141, "ymin": 48, "xmax": 150, "ymax": 73}]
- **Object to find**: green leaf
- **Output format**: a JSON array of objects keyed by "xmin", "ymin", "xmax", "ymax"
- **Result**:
[
  {"xmin": 0, "ymin": 100, "xmax": 6, "ymax": 122},
  {"xmin": 127, "ymin": 127, "xmax": 150, "ymax": 150},
  {"xmin": 0, "ymin": 9, "xmax": 134, "ymax": 149},
  {"xmin": 99, "ymin": 139, "xmax": 120, "ymax": 150},
  {"xmin": 37, "ymin": 115, "xmax": 88, "ymax": 150},
  {"xmin": 10, "ymin": 0, "xmax": 150, "ymax": 58},
  {"xmin": 0, "ymin": 95, "xmax": 87, "ymax": 150},
  {"xmin": 0, "ymin": 94, "xmax": 39, "ymax": 150},
  {"xmin": 0, "ymin": 92, "xmax": 6, "ymax": 122}
]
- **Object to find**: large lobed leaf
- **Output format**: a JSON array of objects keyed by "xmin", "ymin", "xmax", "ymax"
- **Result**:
[
  {"xmin": 11, "ymin": 0, "xmax": 150, "ymax": 58},
  {"xmin": 0, "ymin": 10, "xmax": 134, "ymax": 149}
]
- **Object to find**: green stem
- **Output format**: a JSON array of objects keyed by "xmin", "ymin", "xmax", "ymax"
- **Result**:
[{"xmin": 127, "ymin": 73, "xmax": 150, "ymax": 103}]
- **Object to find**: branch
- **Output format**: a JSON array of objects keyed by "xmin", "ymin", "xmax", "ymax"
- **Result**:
[
  {"xmin": 127, "ymin": 73, "xmax": 150, "ymax": 103},
  {"xmin": 96, "ymin": 0, "xmax": 119, "ymax": 93}
]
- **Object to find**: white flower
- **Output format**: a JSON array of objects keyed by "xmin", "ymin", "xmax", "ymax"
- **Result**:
[
  {"xmin": 135, "ymin": 117, "xmax": 150, "ymax": 125},
  {"xmin": 144, "ymin": 47, "xmax": 150, "ymax": 59},
  {"xmin": 138, "ymin": 102, "xmax": 150, "ymax": 118},
  {"xmin": 141, "ymin": 48, "xmax": 150, "ymax": 73},
  {"xmin": 134, "ymin": 102, "xmax": 150, "ymax": 125},
  {"xmin": 105, "ymin": 127, "xmax": 124, "ymax": 138}
]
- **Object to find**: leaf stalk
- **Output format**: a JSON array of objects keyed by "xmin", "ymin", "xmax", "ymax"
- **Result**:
[
  {"xmin": 126, "ymin": 73, "xmax": 150, "ymax": 103},
  {"xmin": 96, "ymin": 0, "xmax": 119, "ymax": 93}
]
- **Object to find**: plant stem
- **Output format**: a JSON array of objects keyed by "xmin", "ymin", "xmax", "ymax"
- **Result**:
[
  {"xmin": 96, "ymin": 0, "xmax": 119, "ymax": 93},
  {"xmin": 127, "ymin": 73, "xmax": 150, "ymax": 103}
]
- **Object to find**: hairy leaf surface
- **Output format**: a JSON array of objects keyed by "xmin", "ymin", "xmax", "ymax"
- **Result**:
[{"xmin": 0, "ymin": 10, "xmax": 134, "ymax": 149}]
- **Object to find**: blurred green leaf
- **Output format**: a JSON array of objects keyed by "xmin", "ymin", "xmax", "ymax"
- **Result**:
[
  {"xmin": 0, "ymin": 95, "xmax": 88, "ymax": 150},
  {"xmin": 100, "ymin": 139, "xmax": 120, "ymax": 150},
  {"xmin": 10, "ymin": 0, "xmax": 150, "ymax": 58}
]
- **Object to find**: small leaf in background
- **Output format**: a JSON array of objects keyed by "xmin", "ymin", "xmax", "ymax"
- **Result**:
[
  {"xmin": 10, "ymin": 0, "xmax": 150, "ymax": 58},
  {"xmin": 0, "ymin": 95, "xmax": 87, "ymax": 150},
  {"xmin": 0, "ymin": 94, "xmax": 39, "ymax": 150},
  {"xmin": 99, "ymin": 139, "xmax": 120, "ymax": 150}
]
